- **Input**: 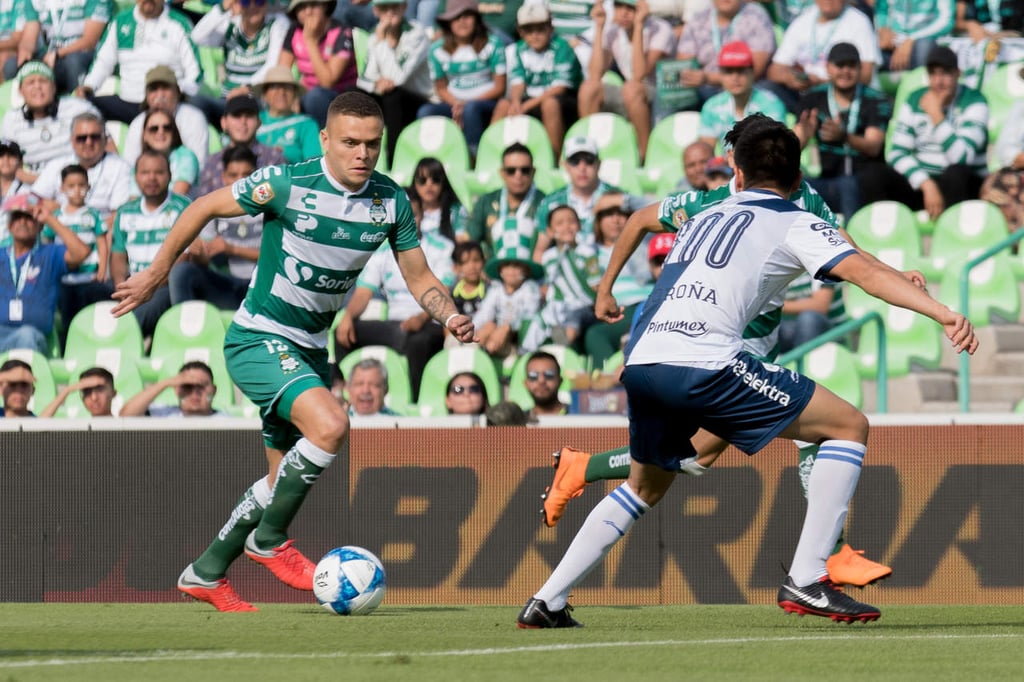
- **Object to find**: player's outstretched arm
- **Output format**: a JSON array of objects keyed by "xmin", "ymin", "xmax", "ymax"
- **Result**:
[
  {"xmin": 838, "ymin": 226, "xmax": 927, "ymax": 288},
  {"xmin": 594, "ymin": 201, "xmax": 667, "ymax": 323},
  {"xmin": 829, "ymin": 253, "xmax": 978, "ymax": 354},
  {"xmin": 396, "ymin": 246, "xmax": 477, "ymax": 343},
  {"xmin": 110, "ymin": 187, "xmax": 245, "ymax": 317}
]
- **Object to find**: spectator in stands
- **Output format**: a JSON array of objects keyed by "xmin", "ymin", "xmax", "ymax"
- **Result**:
[
  {"xmin": 698, "ymin": 41, "xmax": 787, "ymax": 150},
  {"xmin": 169, "ymin": 145, "xmax": 261, "ymax": 310},
  {"xmin": 523, "ymin": 350, "xmax": 568, "ymax": 418},
  {"xmin": 494, "ymin": 3, "xmax": 582, "ymax": 159},
  {"xmin": 956, "ymin": 0, "xmax": 1024, "ymax": 41},
  {"xmin": 408, "ymin": 157, "xmax": 466, "ymax": 240},
  {"xmin": 792, "ymin": 42, "xmax": 892, "ymax": 220},
  {"xmin": 704, "ymin": 154, "xmax": 733, "ymax": 189},
  {"xmin": 190, "ymin": 0, "xmax": 291, "ymax": 126},
  {"xmin": 0, "ymin": 193, "xmax": 90, "ymax": 354},
  {"xmin": 11, "ymin": 0, "xmax": 110, "ymax": 96},
  {"xmin": 875, "ymin": 0, "xmax": 956, "ymax": 72},
  {"xmin": 0, "ymin": 3, "xmax": 24, "ymax": 77},
  {"xmin": 255, "ymin": 65, "xmax": 322, "ymax": 164},
  {"xmin": 772, "ymin": 0, "xmax": 817, "ymax": 29},
  {"xmin": 994, "ymin": 97, "xmax": 1024, "ymax": 170},
  {"xmin": 979, "ymin": 167, "xmax": 1024, "ymax": 234},
  {"xmin": 356, "ymin": 0, "xmax": 433, "ymax": 166},
  {"xmin": 419, "ymin": 0, "xmax": 507, "ymax": 156},
  {"xmin": 122, "ymin": 66, "xmax": 209, "ymax": 167},
  {"xmin": 473, "ymin": 234, "xmax": 543, "ymax": 360},
  {"xmin": 132, "ymin": 109, "xmax": 200, "ymax": 197},
  {"xmin": 765, "ymin": 0, "xmax": 881, "ymax": 114},
  {"xmin": 865, "ymin": 45, "xmax": 988, "ymax": 219},
  {"xmin": 110, "ymin": 150, "xmax": 192, "ymax": 338},
  {"xmin": 0, "ymin": 359, "xmax": 35, "ymax": 417},
  {"xmin": 464, "ymin": 142, "xmax": 545, "ymax": 257},
  {"xmin": 40, "ymin": 365, "xmax": 116, "ymax": 417},
  {"xmin": 41, "ymin": 164, "xmax": 109, "ymax": 351},
  {"xmin": 332, "ymin": 0, "xmax": 377, "ymax": 32},
  {"xmin": 346, "ymin": 358, "xmax": 400, "ymax": 416},
  {"xmin": 279, "ymin": 0, "xmax": 358, "ymax": 128},
  {"xmin": 535, "ymin": 136, "xmax": 632, "ymax": 244},
  {"xmin": 0, "ymin": 61, "xmax": 98, "ymax": 181},
  {"xmin": 77, "ymin": 0, "xmax": 204, "ymax": 124},
  {"xmin": 674, "ymin": 139, "xmax": 713, "ymax": 191},
  {"xmin": 676, "ymin": 0, "xmax": 776, "ymax": 105},
  {"xmin": 778, "ymin": 272, "xmax": 846, "ymax": 353},
  {"xmin": 0, "ymin": 140, "xmax": 28, "ymax": 242},
  {"xmin": 120, "ymin": 360, "xmax": 220, "ymax": 417},
  {"xmin": 29, "ymin": 112, "xmax": 133, "ymax": 225},
  {"xmin": 193, "ymin": 94, "xmax": 286, "ymax": 198},
  {"xmin": 449, "ymin": 240, "xmax": 486, "ymax": 325},
  {"xmin": 578, "ymin": 0, "xmax": 675, "ymax": 163},
  {"xmin": 445, "ymin": 370, "xmax": 488, "ymax": 415},
  {"xmin": 486, "ymin": 398, "xmax": 529, "ymax": 425}
]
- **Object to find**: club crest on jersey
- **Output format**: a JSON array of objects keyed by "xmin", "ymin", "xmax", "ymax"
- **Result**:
[
  {"xmin": 369, "ymin": 197, "xmax": 387, "ymax": 226},
  {"xmin": 279, "ymin": 353, "xmax": 300, "ymax": 374},
  {"xmin": 252, "ymin": 182, "xmax": 274, "ymax": 205}
]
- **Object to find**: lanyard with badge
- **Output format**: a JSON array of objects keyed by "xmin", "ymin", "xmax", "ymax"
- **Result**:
[
  {"xmin": 826, "ymin": 83, "xmax": 862, "ymax": 175},
  {"xmin": 6, "ymin": 245, "xmax": 35, "ymax": 322},
  {"xmin": 808, "ymin": 7, "xmax": 845, "ymax": 73}
]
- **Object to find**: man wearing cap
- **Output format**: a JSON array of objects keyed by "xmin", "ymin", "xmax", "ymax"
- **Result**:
[
  {"xmin": 12, "ymin": 0, "xmax": 111, "ymax": 95},
  {"xmin": 77, "ymin": 0, "xmax": 203, "ymax": 124},
  {"xmin": 869, "ymin": 45, "xmax": 987, "ymax": 219},
  {"xmin": 703, "ymin": 155, "xmax": 733, "ymax": 189},
  {"xmin": 494, "ymin": 3, "xmax": 582, "ymax": 159},
  {"xmin": 765, "ymin": 0, "xmax": 881, "ymax": 114},
  {"xmin": 0, "ymin": 61, "xmax": 99, "ymax": 180},
  {"xmin": 0, "ymin": 192, "xmax": 90, "ymax": 354},
  {"xmin": 698, "ymin": 40, "xmax": 787, "ymax": 150},
  {"xmin": 792, "ymin": 42, "xmax": 893, "ymax": 220},
  {"xmin": 578, "ymin": 0, "xmax": 675, "ymax": 162},
  {"xmin": 255, "ymin": 65, "xmax": 321, "ymax": 164},
  {"xmin": 355, "ymin": 0, "xmax": 433, "ymax": 165},
  {"xmin": 463, "ymin": 142, "xmax": 545, "ymax": 257},
  {"xmin": 193, "ymin": 94, "xmax": 287, "ymax": 198},
  {"xmin": 535, "ymin": 136, "xmax": 634, "ymax": 246},
  {"xmin": 122, "ymin": 66, "xmax": 209, "ymax": 167}
]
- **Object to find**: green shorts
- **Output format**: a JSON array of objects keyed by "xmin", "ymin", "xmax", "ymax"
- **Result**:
[{"xmin": 224, "ymin": 324, "xmax": 330, "ymax": 450}]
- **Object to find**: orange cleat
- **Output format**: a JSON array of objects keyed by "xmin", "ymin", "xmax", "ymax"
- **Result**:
[
  {"xmin": 826, "ymin": 544, "xmax": 893, "ymax": 588},
  {"xmin": 177, "ymin": 564, "xmax": 258, "ymax": 612},
  {"xmin": 244, "ymin": 533, "xmax": 316, "ymax": 591},
  {"xmin": 540, "ymin": 447, "xmax": 592, "ymax": 528}
]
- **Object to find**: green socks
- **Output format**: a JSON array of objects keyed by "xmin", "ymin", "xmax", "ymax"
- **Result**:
[
  {"xmin": 253, "ymin": 439, "xmax": 335, "ymax": 549},
  {"xmin": 192, "ymin": 476, "xmax": 272, "ymax": 581},
  {"xmin": 585, "ymin": 446, "xmax": 632, "ymax": 482}
]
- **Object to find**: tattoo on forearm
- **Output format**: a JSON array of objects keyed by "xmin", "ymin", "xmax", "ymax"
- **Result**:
[{"xmin": 419, "ymin": 286, "xmax": 456, "ymax": 323}]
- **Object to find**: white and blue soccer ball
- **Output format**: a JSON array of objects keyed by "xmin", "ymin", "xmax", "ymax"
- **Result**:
[{"xmin": 313, "ymin": 546, "xmax": 386, "ymax": 615}]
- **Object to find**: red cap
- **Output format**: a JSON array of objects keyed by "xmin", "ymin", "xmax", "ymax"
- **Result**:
[
  {"xmin": 718, "ymin": 41, "xmax": 753, "ymax": 69},
  {"xmin": 648, "ymin": 233, "xmax": 675, "ymax": 260},
  {"xmin": 2, "ymin": 193, "xmax": 39, "ymax": 216}
]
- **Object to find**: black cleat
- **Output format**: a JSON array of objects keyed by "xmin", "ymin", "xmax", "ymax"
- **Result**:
[
  {"xmin": 517, "ymin": 598, "xmax": 583, "ymax": 628},
  {"xmin": 777, "ymin": 577, "xmax": 881, "ymax": 623}
]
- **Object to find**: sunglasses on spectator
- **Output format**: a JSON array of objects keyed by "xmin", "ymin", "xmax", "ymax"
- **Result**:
[
  {"xmin": 526, "ymin": 370, "xmax": 558, "ymax": 382},
  {"xmin": 146, "ymin": 124, "xmax": 173, "ymax": 133},
  {"xmin": 415, "ymin": 173, "xmax": 442, "ymax": 185},
  {"xmin": 449, "ymin": 384, "xmax": 483, "ymax": 395},
  {"xmin": 5, "ymin": 381, "xmax": 32, "ymax": 391},
  {"xmin": 567, "ymin": 154, "xmax": 597, "ymax": 167},
  {"xmin": 81, "ymin": 385, "xmax": 109, "ymax": 396},
  {"xmin": 74, "ymin": 133, "xmax": 103, "ymax": 144},
  {"xmin": 179, "ymin": 383, "xmax": 211, "ymax": 394},
  {"xmin": 503, "ymin": 165, "xmax": 534, "ymax": 176}
]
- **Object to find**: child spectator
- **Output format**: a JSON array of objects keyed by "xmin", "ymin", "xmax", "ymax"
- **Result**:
[
  {"xmin": 472, "ymin": 237, "xmax": 543, "ymax": 359},
  {"xmin": 0, "ymin": 140, "xmax": 28, "ymax": 244},
  {"xmin": 450, "ymin": 240, "xmax": 486, "ymax": 320}
]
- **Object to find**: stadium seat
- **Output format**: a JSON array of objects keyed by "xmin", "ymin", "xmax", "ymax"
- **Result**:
[
  {"xmin": 50, "ymin": 301, "xmax": 145, "ymax": 384},
  {"xmin": 337, "ymin": 345, "xmax": 413, "ymax": 411},
  {"xmin": 566, "ymin": 113, "xmax": 641, "ymax": 179},
  {"xmin": 787, "ymin": 342, "xmax": 862, "ymax": 409},
  {"xmin": 506, "ymin": 344, "xmax": 587, "ymax": 411},
  {"xmin": 327, "ymin": 299, "xmax": 389, "ymax": 363},
  {"xmin": 980, "ymin": 61, "xmax": 1024, "ymax": 146},
  {"xmin": 927, "ymin": 200, "xmax": 1010, "ymax": 276},
  {"xmin": 938, "ymin": 252, "xmax": 1021, "ymax": 327},
  {"xmin": 602, "ymin": 349, "xmax": 625, "ymax": 374},
  {"xmin": 845, "ymin": 287, "xmax": 943, "ymax": 377},
  {"xmin": 0, "ymin": 348, "xmax": 58, "ymax": 414},
  {"xmin": 844, "ymin": 201, "xmax": 924, "ymax": 271},
  {"xmin": 56, "ymin": 362, "xmax": 145, "ymax": 418},
  {"xmin": 414, "ymin": 346, "xmax": 502, "ymax": 416},
  {"xmin": 469, "ymin": 116, "xmax": 557, "ymax": 195},
  {"xmin": 884, "ymin": 65, "xmax": 928, "ymax": 159},
  {"xmin": 353, "ymin": 27, "xmax": 370, "ymax": 75},
  {"xmin": 198, "ymin": 45, "xmax": 225, "ymax": 98},
  {"xmin": 390, "ymin": 116, "xmax": 471, "ymax": 187},
  {"xmin": 638, "ymin": 111, "xmax": 701, "ymax": 193},
  {"xmin": 140, "ymin": 301, "xmax": 229, "ymax": 387}
]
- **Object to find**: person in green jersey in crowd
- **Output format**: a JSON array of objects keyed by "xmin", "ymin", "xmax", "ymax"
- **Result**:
[
  {"xmin": 538, "ymin": 112, "xmax": 929, "ymax": 589},
  {"xmin": 111, "ymin": 91, "xmax": 476, "ymax": 612},
  {"xmin": 255, "ymin": 65, "xmax": 323, "ymax": 164}
]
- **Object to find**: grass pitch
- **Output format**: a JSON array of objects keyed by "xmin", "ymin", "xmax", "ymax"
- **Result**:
[{"xmin": 0, "ymin": 603, "xmax": 1021, "ymax": 682}]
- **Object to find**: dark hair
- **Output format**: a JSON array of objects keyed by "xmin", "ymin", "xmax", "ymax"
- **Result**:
[
  {"xmin": 0, "ymin": 139, "xmax": 23, "ymax": 158},
  {"xmin": 221, "ymin": 144, "xmax": 258, "ymax": 169},
  {"xmin": 445, "ymin": 371, "xmax": 489, "ymax": 414},
  {"xmin": 179, "ymin": 360, "xmax": 214, "ymax": 382},
  {"xmin": 60, "ymin": 163, "xmax": 89, "ymax": 183},
  {"xmin": 547, "ymin": 204, "xmax": 580, "ymax": 228},
  {"xmin": 723, "ymin": 112, "xmax": 773, "ymax": 150},
  {"xmin": 526, "ymin": 350, "xmax": 561, "ymax": 375},
  {"xmin": 452, "ymin": 240, "xmax": 484, "ymax": 264},
  {"xmin": 136, "ymin": 148, "xmax": 171, "ymax": 173},
  {"xmin": 731, "ymin": 118, "xmax": 801, "ymax": 191},
  {"xmin": 441, "ymin": 10, "xmax": 488, "ymax": 53},
  {"xmin": 141, "ymin": 108, "xmax": 184, "ymax": 152},
  {"xmin": 80, "ymin": 366, "xmax": 115, "ymax": 387},
  {"xmin": 407, "ymin": 157, "xmax": 458, "ymax": 242},
  {"xmin": 485, "ymin": 400, "xmax": 528, "ymax": 426},
  {"xmin": 326, "ymin": 91, "xmax": 384, "ymax": 122},
  {"xmin": 0, "ymin": 359, "xmax": 33, "ymax": 373},
  {"xmin": 502, "ymin": 142, "xmax": 533, "ymax": 165}
]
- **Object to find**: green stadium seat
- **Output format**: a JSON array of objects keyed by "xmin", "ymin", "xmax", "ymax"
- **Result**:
[
  {"xmin": 327, "ymin": 299, "xmax": 389, "ymax": 364},
  {"xmin": 414, "ymin": 346, "xmax": 502, "ymax": 416},
  {"xmin": 884, "ymin": 65, "xmax": 928, "ymax": 160},
  {"xmin": 845, "ymin": 287, "xmax": 943, "ymax": 377},
  {"xmin": 787, "ymin": 342, "xmax": 863, "ymax": 409},
  {"xmin": 0, "ymin": 348, "xmax": 58, "ymax": 414},
  {"xmin": 353, "ymin": 27, "xmax": 370, "ymax": 76},
  {"xmin": 566, "ymin": 113, "xmax": 641, "ymax": 186},
  {"xmin": 139, "ymin": 301, "xmax": 229, "ymax": 387},
  {"xmin": 198, "ymin": 45, "xmax": 225, "ymax": 98},
  {"xmin": 980, "ymin": 61, "xmax": 1024, "ymax": 146},
  {"xmin": 602, "ymin": 349, "xmax": 625, "ymax": 374},
  {"xmin": 927, "ymin": 200, "xmax": 1010, "ymax": 277},
  {"xmin": 506, "ymin": 344, "xmax": 588, "ymax": 411},
  {"xmin": 337, "ymin": 345, "xmax": 413, "ymax": 411},
  {"xmin": 50, "ymin": 301, "xmax": 145, "ymax": 385},
  {"xmin": 938, "ymin": 252, "xmax": 1021, "ymax": 327},
  {"xmin": 390, "ymin": 116, "xmax": 471, "ymax": 187},
  {"xmin": 844, "ymin": 201, "xmax": 924, "ymax": 272},
  {"xmin": 639, "ymin": 111, "xmax": 701, "ymax": 193},
  {"xmin": 469, "ymin": 116, "xmax": 557, "ymax": 195}
]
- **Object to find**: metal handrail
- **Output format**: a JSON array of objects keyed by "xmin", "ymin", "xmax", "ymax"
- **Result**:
[
  {"xmin": 957, "ymin": 230, "xmax": 1024, "ymax": 412},
  {"xmin": 776, "ymin": 311, "xmax": 888, "ymax": 413}
]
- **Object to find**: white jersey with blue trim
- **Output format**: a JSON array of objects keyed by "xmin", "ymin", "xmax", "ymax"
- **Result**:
[{"xmin": 626, "ymin": 189, "xmax": 856, "ymax": 368}]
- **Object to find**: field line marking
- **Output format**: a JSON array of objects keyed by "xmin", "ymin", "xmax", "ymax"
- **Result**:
[{"xmin": 1, "ymin": 632, "xmax": 1022, "ymax": 669}]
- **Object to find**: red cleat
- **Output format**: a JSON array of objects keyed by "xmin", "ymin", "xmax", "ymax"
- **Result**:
[
  {"xmin": 177, "ymin": 564, "xmax": 257, "ymax": 612},
  {"xmin": 541, "ymin": 447, "xmax": 592, "ymax": 528},
  {"xmin": 244, "ymin": 533, "xmax": 316, "ymax": 591},
  {"xmin": 826, "ymin": 544, "xmax": 893, "ymax": 587}
]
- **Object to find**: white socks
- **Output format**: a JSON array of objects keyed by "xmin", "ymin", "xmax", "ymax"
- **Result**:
[
  {"xmin": 535, "ymin": 483, "xmax": 650, "ymax": 610},
  {"xmin": 789, "ymin": 440, "xmax": 866, "ymax": 586}
]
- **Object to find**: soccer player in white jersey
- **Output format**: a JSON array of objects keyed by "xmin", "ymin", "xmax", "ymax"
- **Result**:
[
  {"xmin": 112, "ymin": 91, "xmax": 476, "ymax": 612},
  {"xmin": 517, "ymin": 117, "xmax": 977, "ymax": 628}
]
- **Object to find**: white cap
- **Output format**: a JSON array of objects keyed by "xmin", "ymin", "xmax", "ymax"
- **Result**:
[
  {"xmin": 563, "ymin": 136, "xmax": 598, "ymax": 160},
  {"xmin": 517, "ymin": 2, "xmax": 551, "ymax": 25}
]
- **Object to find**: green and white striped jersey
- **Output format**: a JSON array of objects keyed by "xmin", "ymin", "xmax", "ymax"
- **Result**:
[
  {"xmin": 44, "ymin": 204, "xmax": 105, "ymax": 283},
  {"xmin": 508, "ymin": 34, "xmax": 582, "ymax": 98},
  {"xmin": 111, "ymin": 192, "xmax": 192, "ymax": 275},
  {"xmin": 231, "ymin": 158, "xmax": 419, "ymax": 350},
  {"xmin": 24, "ymin": 0, "xmax": 113, "ymax": 49}
]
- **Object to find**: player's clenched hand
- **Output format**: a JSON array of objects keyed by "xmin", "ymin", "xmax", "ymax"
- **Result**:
[
  {"xmin": 941, "ymin": 310, "xmax": 978, "ymax": 355},
  {"xmin": 446, "ymin": 314, "xmax": 477, "ymax": 344},
  {"xmin": 901, "ymin": 269, "xmax": 927, "ymax": 289},
  {"xmin": 595, "ymin": 291, "xmax": 624, "ymax": 324},
  {"xmin": 110, "ymin": 269, "xmax": 164, "ymax": 317}
]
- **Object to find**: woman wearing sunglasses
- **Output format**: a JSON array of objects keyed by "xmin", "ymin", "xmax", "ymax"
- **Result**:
[
  {"xmin": 444, "ymin": 371, "xmax": 489, "ymax": 415},
  {"xmin": 406, "ymin": 157, "xmax": 467, "ymax": 241},
  {"xmin": 134, "ymin": 109, "xmax": 199, "ymax": 196}
]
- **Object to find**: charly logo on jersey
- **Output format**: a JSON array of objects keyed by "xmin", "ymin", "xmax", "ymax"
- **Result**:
[
  {"xmin": 295, "ymin": 214, "xmax": 318, "ymax": 233},
  {"xmin": 283, "ymin": 256, "xmax": 314, "ymax": 284},
  {"xmin": 252, "ymin": 182, "xmax": 274, "ymax": 205},
  {"xmin": 368, "ymin": 196, "xmax": 387, "ymax": 226}
]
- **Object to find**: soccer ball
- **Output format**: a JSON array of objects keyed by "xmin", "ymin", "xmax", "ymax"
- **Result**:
[{"xmin": 313, "ymin": 546, "xmax": 386, "ymax": 615}]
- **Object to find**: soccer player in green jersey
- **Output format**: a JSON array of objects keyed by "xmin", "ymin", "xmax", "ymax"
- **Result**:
[
  {"xmin": 112, "ymin": 91, "xmax": 476, "ymax": 612},
  {"xmin": 539, "ymin": 113, "xmax": 928, "ymax": 589}
]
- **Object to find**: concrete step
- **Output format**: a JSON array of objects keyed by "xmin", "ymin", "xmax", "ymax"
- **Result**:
[
  {"xmin": 916, "ymin": 400, "xmax": 1015, "ymax": 413},
  {"xmin": 940, "ymin": 324, "xmax": 1024, "ymax": 375},
  {"xmin": 969, "ymin": 375, "xmax": 1024, "ymax": 403},
  {"xmin": 863, "ymin": 371, "xmax": 955, "ymax": 413}
]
